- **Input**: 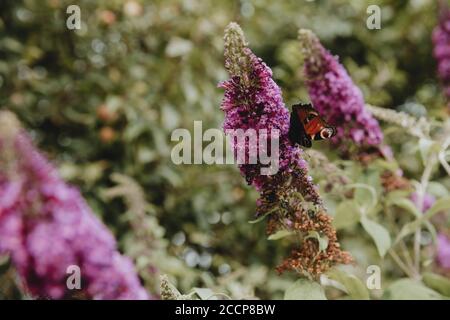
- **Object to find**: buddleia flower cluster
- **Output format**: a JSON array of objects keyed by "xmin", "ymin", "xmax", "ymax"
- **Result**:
[
  {"xmin": 219, "ymin": 23, "xmax": 351, "ymax": 277},
  {"xmin": 0, "ymin": 111, "xmax": 150, "ymax": 300},
  {"xmin": 437, "ymin": 233, "xmax": 450, "ymax": 270},
  {"xmin": 299, "ymin": 29, "xmax": 383, "ymax": 149},
  {"xmin": 432, "ymin": 1, "xmax": 450, "ymax": 110}
]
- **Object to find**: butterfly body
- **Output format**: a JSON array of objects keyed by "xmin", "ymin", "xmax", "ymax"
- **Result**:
[{"xmin": 288, "ymin": 103, "xmax": 336, "ymax": 148}]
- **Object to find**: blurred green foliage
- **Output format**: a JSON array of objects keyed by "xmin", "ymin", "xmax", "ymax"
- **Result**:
[{"xmin": 1, "ymin": 0, "xmax": 450, "ymax": 300}]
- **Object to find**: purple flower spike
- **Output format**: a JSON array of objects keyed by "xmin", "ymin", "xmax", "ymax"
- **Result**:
[
  {"xmin": 437, "ymin": 233, "xmax": 450, "ymax": 270},
  {"xmin": 432, "ymin": 1, "xmax": 450, "ymax": 109},
  {"xmin": 219, "ymin": 22, "xmax": 319, "ymax": 202},
  {"xmin": 299, "ymin": 29, "xmax": 383, "ymax": 148},
  {"xmin": 0, "ymin": 111, "xmax": 150, "ymax": 300}
]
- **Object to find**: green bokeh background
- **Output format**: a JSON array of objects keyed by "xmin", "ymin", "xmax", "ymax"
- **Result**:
[{"xmin": 1, "ymin": 0, "xmax": 449, "ymax": 299}]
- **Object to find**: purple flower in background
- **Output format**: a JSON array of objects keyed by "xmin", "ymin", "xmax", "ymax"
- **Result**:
[
  {"xmin": 410, "ymin": 192, "xmax": 436, "ymax": 213},
  {"xmin": 0, "ymin": 111, "xmax": 150, "ymax": 300},
  {"xmin": 432, "ymin": 1, "xmax": 450, "ymax": 109},
  {"xmin": 437, "ymin": 233, "xmax": 450, "ymax": 269},
  {"xmin": 298, "ymin": 29, "xmax": 383, "ymax": 147}
]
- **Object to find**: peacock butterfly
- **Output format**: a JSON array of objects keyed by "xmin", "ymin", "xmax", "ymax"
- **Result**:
[{"xmin": 288, "ymin": 102, "xmax": 336, "ymax": 148}]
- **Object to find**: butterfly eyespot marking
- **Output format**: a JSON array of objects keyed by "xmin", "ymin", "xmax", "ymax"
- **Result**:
[{"xmin": 320, "ymin": 128, "xmax": 334, "ymax": 140}]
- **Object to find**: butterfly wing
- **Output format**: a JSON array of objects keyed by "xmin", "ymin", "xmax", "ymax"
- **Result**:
[
  {"xmin": 288, "ymin": 104, "xmax": 312, "ymax": 148},
  {"xmin": 305, "ymin": 117, "xmax": 336, "ymax": 141},
  {"xmin": 288, "ymin": 102, "xmax": 335, "ymax": 147},
  {"xmin": 293, "ymin": 103, "xmax": 316, "ymax": 123}
]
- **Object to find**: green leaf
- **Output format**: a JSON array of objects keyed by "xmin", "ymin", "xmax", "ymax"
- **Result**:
[
  {"xmin": 305, "ymin": 231, "xmax": 329, "ymax": 252},
  {"xmin": 418, "ymin": 138, "xmax": 434, "ymax": 165},
  {"xmin": 360, "ymin": 216, "xmax": 391, "ymax": 257},
  {"xmin": 388, "ymin": 197, "xmax": 421, "ymax": 218},
  {"xmin": 346, "ymin": 183, "xmax": 377, "ymax": 210},
  {"xmin": 396, "ymin": 196, "xmax": 450, "ymax": 243},
  {"xmin": 388, "ymin": 197, "xmax": 438, "ymax": 241},
  {"xmin": 423, "ymin": 196, "xmax": 450, "ymax": 219},
  {"xmin": 424, "ymin": 221, "xmax": 437, "ymax": 244},
  {"xmin": 333, "ymin": 201, "xmax": 361, "ymax": 230},
  {"xmin": 327, "ymin": 268, "xmax": 370, "ymax": 300},
  {"xmin": 422, "ymin": 272, "xmax": 450, "ymax": 297},
  {"xmin": 373, "ymin": 159, "xmax": 399, "ymax": 171},
  {"xmin": 427, "ymin": 182, "xmax": 449, "ymax": 198},
  {"xmin": 383, "ymin": 279, "xmax": 443, "ymax": 300},
  {"xmin": 366, "ymin": 170, "xmax": 382, "ymax": 199},
  {"xmin": 385, "ymin": 190, "xmax": 411, "ymax": 204},
  {"xmin": 268, "ymin": 230, "xmax": 294, "ymax": 241},
  {"xmin": 395, "ymin": 222, "xmax": 419, "ymax": 244},
  {"xmin": 193, "ymin": 288, "xmax": 217, "ymax": 300},
  {"xmin": 248, "ymin": 207, "xmax": 277, "ymax": 224},
  {"xmin": 284, "ymin": 279, "xmax": 327, "ymax": 300},
  {"xmin": 248, "ymin": 215, "xmax": 267, "ymax": 224}
]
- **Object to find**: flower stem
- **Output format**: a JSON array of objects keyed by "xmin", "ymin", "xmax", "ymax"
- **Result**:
[
  {"xmin": 388, "ymin": 249, "xmax": 415, "ymax": 278},
  {"xmin": 413, "ymin": 153, "xmax": 436, "ymax": 277}
]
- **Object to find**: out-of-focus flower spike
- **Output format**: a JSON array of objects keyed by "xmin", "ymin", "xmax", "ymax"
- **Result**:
[
  {"xmin": 0, "ymin": 110, "xmax": 151, "ymax": 300},
  {"xmin": 366, "ymin": 104, "xmax": 430, "ymax": 139},
  {"xmin": 432, "ymin": 0, "xmax": 450, "ymax": 110},
  {"xmin": 298, "ymin": 29, "xmax": 326, "ymax": 75},
  {"xmin": 299, "ymin": 29, "xmax": 384, "ymax": 149}
]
